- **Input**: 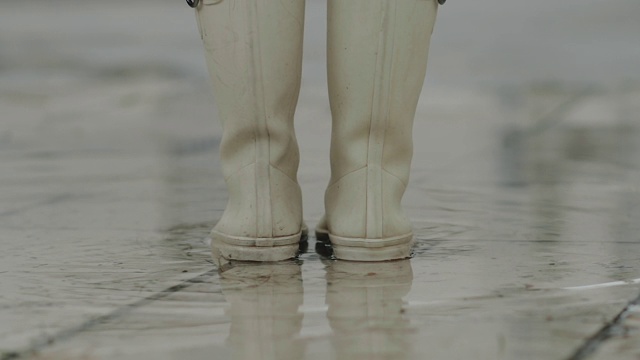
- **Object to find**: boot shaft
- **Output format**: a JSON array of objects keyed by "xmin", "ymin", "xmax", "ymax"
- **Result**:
[
  {"xmin": 197, "ymin": 0, "xmax": 305, "ymax": 180},
  {"xmin": 325, "ymin": 0, "xmax": 439, "ymax": 241}
]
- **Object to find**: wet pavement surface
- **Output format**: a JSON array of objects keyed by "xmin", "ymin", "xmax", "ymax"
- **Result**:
[{"xmin": 1, "ymin": 0, "xmax": 640, "ymax": 359}]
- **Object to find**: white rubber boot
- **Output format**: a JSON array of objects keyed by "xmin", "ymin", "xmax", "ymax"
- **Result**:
[
  {"xmin": 195, "ymin": 0, "xmax": 306, "ymax": 262},
  {"xmin": 317, "ymin": 0, "xmax": 439, "ymax": 261}
]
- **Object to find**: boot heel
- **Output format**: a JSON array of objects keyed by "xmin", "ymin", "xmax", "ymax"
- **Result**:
[
  {"xmin": 211, "ymin": 232, "xmax": 305, "ymax": 264},
  {"xmin": 329, "ymin": 234, "xmax": 414, "ymax": 262}
]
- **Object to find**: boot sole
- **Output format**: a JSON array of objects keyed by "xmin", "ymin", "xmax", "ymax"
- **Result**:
[
  {"xmin": 211, "ymin": 230, "xmax": 307, "ymax": 263},
  {"xmin": 315, "ymin": 229, "xmax": 414, "ymax": 262}
]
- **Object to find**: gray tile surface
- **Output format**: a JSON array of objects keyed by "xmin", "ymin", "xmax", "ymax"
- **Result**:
[{"xmin": 1, "ymin": 0, "xmax": 640, "ymax": 359}]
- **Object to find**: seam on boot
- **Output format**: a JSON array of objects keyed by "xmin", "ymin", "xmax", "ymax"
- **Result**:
[
  {"xmin": 247, "ymin": 0, "xmax": 272, "ymax": 238},
  {"xmin": 326, "ymin": 165, "xmax": 368, "ymax": 189},
  {"xmin": 223, "ymin": 162, "xmax": 300, "ymax": 187},
  {"xmin": 365, "ymin": 0, "xmax": 397, "ymax": 240},
  {"xmin": 270, "ymin": 163, "xmax": 299, "ymax": 185},
  {"xmin": 222, "ymin": 162, "xmax": 256, "ymax": 182},
  {"xmin": 382, "ymin": 167, "xmax": 409, "ymax": 188}
]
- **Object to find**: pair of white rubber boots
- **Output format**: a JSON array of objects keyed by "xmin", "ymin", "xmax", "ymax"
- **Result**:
[{"xmin": 195, "ymin": 0, "xmax": 439, "ymax": 262}]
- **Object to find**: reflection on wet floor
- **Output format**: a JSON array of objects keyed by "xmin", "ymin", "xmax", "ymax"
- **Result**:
[
  {"xmin": 325, "ymin": 260, "xmax": 413, "ymax": 360},
  {"xmin": 225, "ymin": 260, "xmax": 414, "ymax": 360},
  {"xmin": 221, "ymin": 262, "xmax": 305, "ymax": 360}
]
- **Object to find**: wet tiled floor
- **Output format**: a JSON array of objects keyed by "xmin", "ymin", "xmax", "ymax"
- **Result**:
[{"xmin": 1, "ymin": 1, "xmax": 640, "ymax": 359}]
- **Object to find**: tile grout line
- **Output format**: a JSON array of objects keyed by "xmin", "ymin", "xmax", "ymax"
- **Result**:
[
  {"xmin": 520, "ymin": 87, "xmax": 595, "ymax": 140},
  {"xmin": 1, "ymin": 269, "xmax": 218, "ymax": 360},
  {"xmin": 425, "ymin": 87, "xmax": 593, "ymax": 175},
  {"xmin": 0, "ymin": 194, "xmax": 81, "ymax": 218},
  {"xmin": 566, "ymin": 290, "xmax": 640, "ymax": 360}
]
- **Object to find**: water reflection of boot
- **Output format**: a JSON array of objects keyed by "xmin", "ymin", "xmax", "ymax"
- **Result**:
[
  {"xmin": 325, "ymin": 260, "xmax": 414, "ymax": 360},
  {"xmin": 220, "ymin": 262, "xmax": 304, "ymax": 360}
]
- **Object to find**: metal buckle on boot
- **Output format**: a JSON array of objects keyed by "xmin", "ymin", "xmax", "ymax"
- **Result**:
[{"xmin": 186, "ymin": 0, "xmax": 199, "ymax": 8}]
